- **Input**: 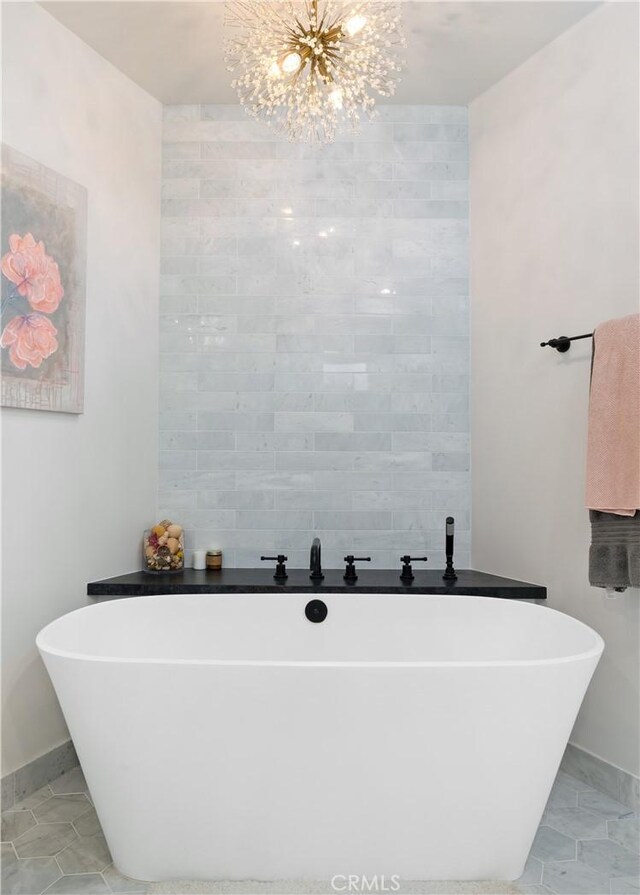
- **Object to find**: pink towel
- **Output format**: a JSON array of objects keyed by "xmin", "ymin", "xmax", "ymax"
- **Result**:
[{"xmin": 586, "ymin": 313, "xmax": 640, "ymax": 515}]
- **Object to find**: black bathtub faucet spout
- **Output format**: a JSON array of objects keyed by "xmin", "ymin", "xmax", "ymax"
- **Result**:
[{"xmin": 310, "ymin": 537, "xmax": 324, "ymax": 582}]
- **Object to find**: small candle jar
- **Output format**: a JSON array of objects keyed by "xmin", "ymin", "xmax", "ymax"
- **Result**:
[
  {"xmin": 206, "ymin": 549, "xmax": 223, "ymax": 571},
  {"xmin": 192, "ymin": 550, "xmax": 206, "ymax": 570}
]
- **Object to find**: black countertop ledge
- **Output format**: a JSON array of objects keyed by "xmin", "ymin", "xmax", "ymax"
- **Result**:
[{"xmin": 88, "ymin": 568, "xmax": 546, "ymax": 600}]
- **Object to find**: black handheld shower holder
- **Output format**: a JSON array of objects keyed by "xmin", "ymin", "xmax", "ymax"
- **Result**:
[{"xmin": 443, "ymin": 516, "xmax": 458, "ymax": 582}]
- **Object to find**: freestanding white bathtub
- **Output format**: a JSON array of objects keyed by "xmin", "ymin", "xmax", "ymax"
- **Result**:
[{"xmin": 37, "ymin": 593, "xmax": 603, "ymax": 883}]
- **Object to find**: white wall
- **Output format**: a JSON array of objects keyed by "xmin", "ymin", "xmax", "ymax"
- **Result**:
[
  {"xmin": 470, "ymin": 4, "xmax": 639, "ymax": 776},
  {"xmin": 1, "ymin": 2, "xmax": 162, "ymax": 776}
]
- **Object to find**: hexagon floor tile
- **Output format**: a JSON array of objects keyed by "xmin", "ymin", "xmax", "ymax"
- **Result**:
[
  {"xmin": 543, "ymin": 807, "xmax": 608, "ymax": 841},
  {"xmin": 43, "ymin": 873, "xmax": 110, "ymax": 894},
  {"xmin": 33, "ymin": 795, "xmax": 93, "ymax": 825},
  {"xmin": 12, "ymin": 786, "xmax": 53, "ymax": 812},
  {"xmin": 1, "ymin": 809, "xmax": 37, "ymax": 842},
  {"xmin": 57, "ymin": 832, "xmax": 112, "ymax": 874},
  {"xmin": 73, "ymin": 807, "xmax": 102, "ymax": 838},
  {"xmin": 577, "ymin": 838, "xmax": 640, "ymax": 878},
  {"xmin": 49, "ymin": 768, "xmax": 90, "ymax": 798},
  {"xmin": 608, "ymin": 816, "xmax": 640, "ymax": 854},
  {"xmin": 1, "ymin": 842, "xmax": 62, "ymax": 895},
  {"xmin": 542, "ymin": 859, "xmax": 609, "ymax": 895},
  {"xmin": 530, "ymin": 826, "xmax": 577, "ymax": 863},
  {"xmin": 2, "ymin": 765, "xmax": 638, "ymax": 894},
  {"xmin": 13, "ymin": 822, "xmax": 77, "ymax": 859}
]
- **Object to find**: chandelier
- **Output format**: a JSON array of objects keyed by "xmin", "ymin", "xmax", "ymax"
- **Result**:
[{"xmin": 225, "ymin": 1, "xmax": 405, "ymax": 143}]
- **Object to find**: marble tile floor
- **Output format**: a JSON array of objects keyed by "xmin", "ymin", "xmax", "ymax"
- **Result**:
[{"xmin": 1, "ymin": 766, "xmax": 638, "ymax": 895}]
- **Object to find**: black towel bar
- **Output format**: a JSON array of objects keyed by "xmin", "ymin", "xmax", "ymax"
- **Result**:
[{"xmin": 540, "ymin": 333, "xmax": 593, "ymax": 353}]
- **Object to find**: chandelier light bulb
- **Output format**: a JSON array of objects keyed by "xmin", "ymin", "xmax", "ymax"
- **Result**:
[
  {"xmin": 281, "ymin": 52, "xmax": 302, "ymax": 74},
  {"xmin": 268, "ymin": 60, "xmax": 281, "ymax": 78},
  {"xmin": 328, "ymin": 87, "xmax": 343, "ymax": 110},
  {"xmin": 343, "ymin": 14, "xmax": 367, "ymax": 37}
]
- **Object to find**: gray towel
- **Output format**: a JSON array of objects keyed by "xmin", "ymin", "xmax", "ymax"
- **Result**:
[{"xmin": 589, "ymin": 510, "xmax": 640, "ymax": 590}]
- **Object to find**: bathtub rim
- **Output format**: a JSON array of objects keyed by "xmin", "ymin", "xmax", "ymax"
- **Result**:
[{"xmin": 36, "ymin": 593, "xmax": 604, "ymax": 669}]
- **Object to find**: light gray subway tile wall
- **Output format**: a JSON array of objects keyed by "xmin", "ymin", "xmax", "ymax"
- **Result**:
[{"xmin": 159, "ymin": 104, "xmax": 470, "ymax": 569}]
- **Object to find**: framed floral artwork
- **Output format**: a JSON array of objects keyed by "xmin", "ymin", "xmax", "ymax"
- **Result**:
[{"xmin": 1, "ymin": 145, "xmax": 87, "ymax": 412}]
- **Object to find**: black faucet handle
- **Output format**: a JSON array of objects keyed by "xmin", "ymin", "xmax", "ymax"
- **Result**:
[
  {"xmin": 343, "ymin": 555, "xmax": 371, "ymax": 582},
  {"xmin": 400, "ymin": 555, "xmax": 428, "ymax": 582},
  {"xmin": 261, "ymin": 555, "xmax": 288, "ymax": 581}
]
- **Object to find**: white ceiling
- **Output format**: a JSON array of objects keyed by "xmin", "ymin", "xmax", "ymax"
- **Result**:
[{"xmin": 40, "ymin": 0, "xmax": 601, "ymax": 105}]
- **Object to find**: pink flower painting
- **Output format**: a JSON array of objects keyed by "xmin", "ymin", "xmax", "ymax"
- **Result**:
[
  {"xmin": 1, "ymin": 146, "xmax": 87, "ymax": 412},
  {"xmin": 0, "ymin": 314, "xmax": 59, "ymax": 370},
  {"xmin": 2, "ymin": 232, "xmax": 64, "ymax": 314}
]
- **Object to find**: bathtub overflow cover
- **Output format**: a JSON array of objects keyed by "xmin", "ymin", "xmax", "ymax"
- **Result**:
[{"xmin": 305, "ymin": 599, "xmax": 328, "ymax": 623}]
